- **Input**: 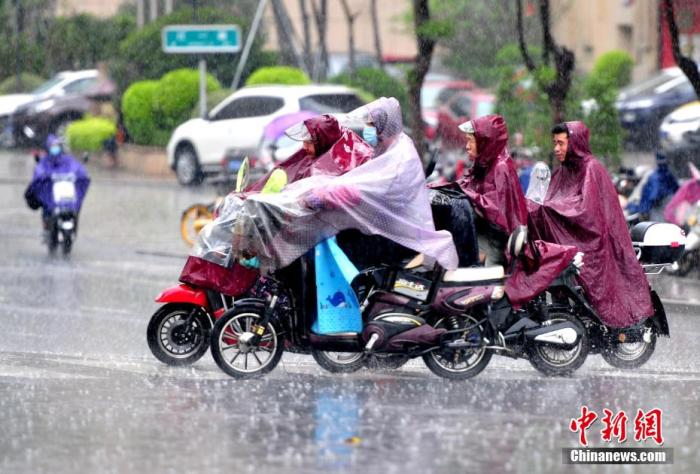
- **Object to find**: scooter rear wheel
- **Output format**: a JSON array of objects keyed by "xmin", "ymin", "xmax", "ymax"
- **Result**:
[
  {"xmin": 527, "ymin": 312, "xmax": 589, "ymax": 376},
  {"xmin": 422, "ymin": 315, "xmax": 492, "ymax": 380},
  {"xmin": 147, "ymin": 303, "xmax": 212, "ymax": 366},
  {"xmin": 601, "ymin": 327, "xmax": 656, "ymax": 369},
  {"xmin": 210, "ymin": 305, "xmax": 283, "ymax": 379},
  {"xmin": 311, "ymin": 349, "xmax": 365, "ymax": 373}
]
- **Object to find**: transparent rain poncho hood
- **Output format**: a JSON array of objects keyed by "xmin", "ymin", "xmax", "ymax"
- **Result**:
[{"xmin": 525, "ymin": 161, "xmax": 551, "ymax": 204}]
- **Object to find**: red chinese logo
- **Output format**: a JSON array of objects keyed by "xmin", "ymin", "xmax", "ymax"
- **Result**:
[
  {"xmin": 601, "ymin": 409, "xmax": 628, "ymax": 443},
  {"xmin": 634, "ymin": 408, "xmax": 664, "ymax": 445},
  {"xmin": 570, "ymin": 407, "xmax": 664, "ymax": 446},
  {"xmin": 569, "ymin": 406, "xmax": 598, "ymax": 446}
]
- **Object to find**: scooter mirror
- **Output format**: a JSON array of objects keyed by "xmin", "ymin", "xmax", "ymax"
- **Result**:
[{"xmin": 236, "ymin": 157, "xmax": 250, "ymax": 193}]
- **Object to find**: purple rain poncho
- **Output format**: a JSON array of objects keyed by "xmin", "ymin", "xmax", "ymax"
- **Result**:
[{"xmin": 217, "ymin": 133, "xmax": 458, "ymax": 272}]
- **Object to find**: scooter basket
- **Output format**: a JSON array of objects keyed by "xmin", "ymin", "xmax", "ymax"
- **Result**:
[
  {"xmin": 179, "ymin": 256, "xmax": 259, "ymax": 297},
  {"xmin": 630, "ymin": 222, "xmax": 686, "ymax": 264}
]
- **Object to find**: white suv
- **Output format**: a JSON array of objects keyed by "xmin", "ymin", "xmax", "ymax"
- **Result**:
[{"xmin": 166, "ymin": 85, "xmax": 365, "ymax": 185}]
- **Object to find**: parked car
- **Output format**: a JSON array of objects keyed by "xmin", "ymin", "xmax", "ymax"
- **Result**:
[
  {"xmin": 421, "ymin": 77, "xmax": 475, "ymax": 135},
  {"xmin": 1, "ymin": 70, "xmax": 105, "ymax": 147},
  {"xmin": 617, "ymin": 67, "xmax": 697, "ymax": 150},
  {"xmin": 166, "ymin": 85, "xmax": 366, "ymax": 185},
  {"xmin": 659, "ymin": 101, "xmax": 700, "ymax": 178}
]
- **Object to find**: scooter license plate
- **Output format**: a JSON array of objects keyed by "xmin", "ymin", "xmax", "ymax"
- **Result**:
[{"xmin": 53, "ymin": 181, "xmax": 76, "ymax": 202}]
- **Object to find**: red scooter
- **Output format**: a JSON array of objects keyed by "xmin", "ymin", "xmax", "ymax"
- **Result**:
[{"xmin": 147, "ymin": 160, "xmax": 257, "ymax": 365}]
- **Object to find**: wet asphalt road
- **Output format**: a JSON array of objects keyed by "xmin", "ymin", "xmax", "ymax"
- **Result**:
[{"xmin": 1, "ymin": 150, "xmax": 700, "ymax": 474}]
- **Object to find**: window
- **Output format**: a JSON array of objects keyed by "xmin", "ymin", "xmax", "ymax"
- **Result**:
[
  {"xmin": 299, "ymin": 94, "xmax": 365, "ymax": 114},
  {"xmin": 212, "ymin": 96, "xmax": 284, "ymax": 120},
  {"xmin": 63, "ymin": 78, "xmax": 98, "ymax": 94},
  {"xmin": 449, "ymin": 96, "xmax": 472, "ymax": 118}
]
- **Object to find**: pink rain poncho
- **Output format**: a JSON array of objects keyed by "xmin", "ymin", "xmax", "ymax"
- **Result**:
[
  {"xmin": 227, "ymin": 133, "xmax": 459, "ymax": 272},
  {"xmin": 528, "ymin": 121, "xmax": 653, "ymax": 327}
]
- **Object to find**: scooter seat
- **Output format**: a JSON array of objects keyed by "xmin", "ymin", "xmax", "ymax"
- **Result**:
[{"xmin": 443, "ymin": 266, "xmax": 505, "ymax": 283}]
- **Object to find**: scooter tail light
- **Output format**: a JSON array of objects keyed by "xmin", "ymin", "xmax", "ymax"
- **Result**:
[{"xmin": 491, "ymin": 286, "xmax": 505, "ymax": 301}]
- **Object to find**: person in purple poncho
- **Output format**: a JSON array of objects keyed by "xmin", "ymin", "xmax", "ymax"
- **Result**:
[{"xmin": 24, "ymin": 134, "xmax": 90, "ymax": 238}]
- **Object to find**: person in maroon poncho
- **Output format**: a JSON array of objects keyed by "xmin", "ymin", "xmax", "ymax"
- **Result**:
[
  {"xmin": 246, "ymin": 114, "xmax": 372, "ymax": 192},
  {"xmin": 528, "ymin": 122, "xmax": 654, "ymax": 328},
  {"xmin": 450, "ymin": 114, "xmax": 528, "ymax": 265}
]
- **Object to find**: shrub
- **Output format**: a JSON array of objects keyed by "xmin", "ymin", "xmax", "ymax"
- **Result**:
[
  {"xmin": 331, "ymin": 67, "xmax": 408, "ymax": 115},
  {"xmin": 153, "ymin": 68, "xmax": 220, "ymax": 130},
  {"xmin": 66, "ymin": 116, "xmax": 117, "ymax": 152},
  {"xmin": 245, "ymin": 66, "xmax": 311, "ymax": 86},
  {"xmin": 0, "ymin": 73, "xmax": 45, "ymax": 94},
  {"xmin": 590, "ymin": 50, "xmax": 634, "ymax": 89},
  {"xmin": 121, "ymin": 80, "xmax": 160, "ymax": 146}
]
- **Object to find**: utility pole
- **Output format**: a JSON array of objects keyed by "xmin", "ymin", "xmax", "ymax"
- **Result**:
[{"xmin": 165, "ymin": 0, "xmax": 174, "ymax": 15}]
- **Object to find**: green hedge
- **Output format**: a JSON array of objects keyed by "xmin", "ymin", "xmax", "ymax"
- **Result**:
[
  {"xmin": 122, "ymin": 68, "xmax": 220, "ymax": 146},
  {"xmin": 0, "ymin": 73, "xmax": 46, "ymax": 94},
  {"xmin": 245, "ymin": 66, "xmax": 311, "ymax": 86},
  {"xmin": 122, "ymin": 80, "xmax": 161, "ymax": 146},
  {"xmin": 331, "ymin": 67, "xmax": 408, "ymax": 118},
  {"xmin": 153, "ymin": 68, "xmax": 221, "ymax": 130},
  {"xmin": 66, "ymin": 116, "xmax": 116, "ymax": 152}
]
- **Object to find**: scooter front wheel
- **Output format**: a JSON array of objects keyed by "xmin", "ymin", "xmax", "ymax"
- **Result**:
[
  {"xmin": 147, "ymin": 303, "xmax": 212, "ymax": 366},
  {"xmin": 210, "ymin": 305, "xmax": 283, "ymax": 379}
]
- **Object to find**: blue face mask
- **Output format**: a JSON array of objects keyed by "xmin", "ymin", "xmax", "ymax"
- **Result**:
[
  {"xmin": 49, "ymin": 145, "xmax": 61, "ymax": 156},
  {"xmin": 362, "ymin": 126, "xmax": 378, "ymax": 147}
]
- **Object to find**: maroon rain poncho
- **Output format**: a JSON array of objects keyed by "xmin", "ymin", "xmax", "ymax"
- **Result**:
[
  {"xmin": 455, "ymin": 114, "xmax": 528, "ymax": 235},
  {"xmin": 528, "ymin": 121, "xmax": 653, "ymax": 327},
  {"xmin": 246, "ymin": 115, "xmax": 372, "ymax": 192}
]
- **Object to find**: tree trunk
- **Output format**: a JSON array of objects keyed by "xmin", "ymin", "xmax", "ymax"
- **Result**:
[
  {"xmin": 13, "ymin": 0, "xmax": 22, "ymax": 92},
  {"xmin": 136, "ymin": 0, "xmax": 145, "ymax": 28},
  {"xmin": 370, "ymin": 0, "xmax": 384, "ymax": 69},
  {"xmin": 516, "ymin": 0, "xmax": 574, "ymax": 126},
  {"xmin": 339, "ymin": 0, "xmax": 357, "ymax": 75},
  {"xmin": 149, "ymin": 0, "xmax": 158, "ymax": 22},
  {"xmin": 310, "ymin": 0, "xmax": 329, "ymax": 81},
  {"xmin": 408, "ymin": 0, "xmax": 436, "ymax": 161},
  {"xmin": 271, "ymin": 0, "xmax": 300, "ymax": 66},
  {"xmin": 299, "ymin": 0, "xmax": 312, "ymax": 72},
  {"xmin": 664, "ymin": 0, "xmax": 700, "ymax": 99}
]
